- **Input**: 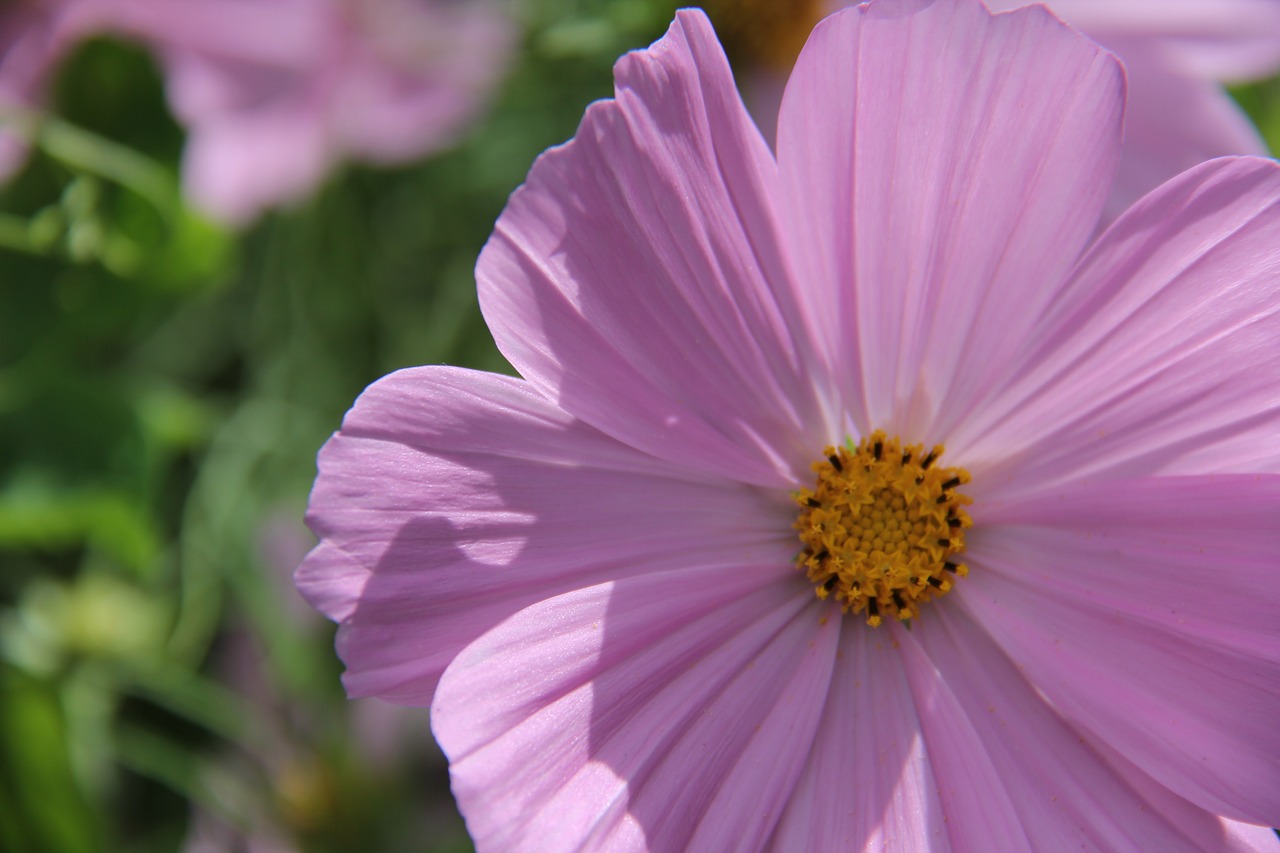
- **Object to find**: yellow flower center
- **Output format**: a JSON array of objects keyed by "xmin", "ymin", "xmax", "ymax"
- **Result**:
[{"xmin": 793, "ymin": 430, "xmax": 972, "ymax": 626}]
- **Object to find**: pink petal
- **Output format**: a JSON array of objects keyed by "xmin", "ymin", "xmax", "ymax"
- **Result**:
[
  {"xmin": 295, "ymin": 366, "xmax": 795, "ymax": 706},
  {"xmin": 335, "ymin": 0, "xmax": 515, "ymax": 162},
  {"xmin": 775, "ymin": 0, "xmax": 1123, "ymax": 442},
  {"xmin": 100, "ymin": 0, "xmax": 326, "ymax": 68},
  {"xmin": 1087, "ymin": 737, "xmax": 1280, "ymax": 853},
  {"xmin": 770, "ymin": 622, "xmax": 951, "ymax": 852},
  {"xmin": 900, "ymin": 606, "xmax": 1271, "ymax": 849},
  {"xmin": 177, "ymin": 96, "xmax": 334, "ymax": 225},
  {"xmin": 0, "ymin": 128, "xmax": 27, "ymax": 182},
  {"xmin": 1016, "ymin": 0, "xmax": 1280, "ymax": 80},
  {"xmin": 960, "ymin": 157, "xmax": 1280, "ymax": 491},
  {"xmin": 1103, "ymin": 41, "xmax": 1269, "ymax": 218},
  {"xmin": 433, "ymin": 569, "xmax": 832, "ymax": 852},
  {"xmin": 962, "ymin": 474, "xmax": 1280, "ymax": 825},
  {"xmin": 0, "ymin": 0, "xmax": 83, "ymax": 181},
  {"xmin": 476, "ymin": 9, "xmax": 832, "ymax": 489},
  {"xmin": 146, "ymin": 1, "xmax": 334, "ymax": 223}
]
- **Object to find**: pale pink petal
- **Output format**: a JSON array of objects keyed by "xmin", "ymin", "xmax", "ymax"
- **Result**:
[
  {"xmin": 0, "ymin": 128, "xmax": 26, "ymax": 181},
  {"xmin": 769, "ymin": 622, "xmax": 951, "ymax": 852},
  {"xmin": 177, "ymin": 95, "xmax": 334, "ymax": 225},
  {"xmin": 900, "ymin": 607, "xmax": 1271, "ymax": 849},
  {"xmin": 96, "ymin": 0, "xmax": 326, "ymax": 68},
  {"xmin": 477, "ymin": 9, "xmax": 831, "ymax": 489},
  {"xmin": 295, "ymin": 366, "xmax": 795, "ymax": 706},
  {"xmin": 335, "ymin": 62, "xmax": 478, "ymax": 164},
  {"xmin": 775, "ymin": 0, "xmax": 1123, "ymax": 441},
  {"xmin": 893, "ymin": 620, "xmax": 1033, "ymax": 851},
  {"xmin": 336, "ymin": 0, "xmax": 514, "ymax": 162},
  {"xmin": 1010, "ymin": 0, "xmax": 1280, "ymax": 80},
  {"xmin": 111, "ymin": 0, "xmax": 332, "ymax": 223},
  {"xmin": 433, "ymin": 569, "xmax": 832, "ymax": 852},
  {"xmin": 977, "ymin": 475, "xmax": 1279, "ymax": 646},
  {"xmin": 0, "ymin": 0, "xmax": 77, "ymax": 181},
  {"xmin": 963, "ymin": 474, "xmax": 1280, "ymax": 825},
  {"xmin": 0, "ymin": 0, "xmax": 145, "ymax": 181},
  {"xmin": 1103, "ymin": 40, "xmax": 1269, "ymax": 218},
  {"xmin": 1089, "ymin": 737, "xmax": 1280, "ymax": 852},
  {"xmin": 960, "ymin": 157, "xmax": 1280, "ymax": 490}
]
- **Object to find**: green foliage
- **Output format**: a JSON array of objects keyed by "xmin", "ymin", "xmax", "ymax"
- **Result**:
[
  {"xmin": 0, "ymin": 1, "xmax": 678, "ymax": 849},
  {"xmin": 1233, "ymin": 76, "xmax": 1280, "ymax": 154},
  {"xmin": 0, "ymin": 664, "xmax": 102, "ymax": 853}
]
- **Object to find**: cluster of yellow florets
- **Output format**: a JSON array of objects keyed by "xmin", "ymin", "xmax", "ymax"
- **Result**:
[{"xmin": 794, "ymin": 430, "xmax": 972, "ymax": 626}]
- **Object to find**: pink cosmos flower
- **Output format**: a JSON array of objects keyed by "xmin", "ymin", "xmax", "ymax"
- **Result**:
[
  {"xmin": 0, "ymin": 0, "xmax": 514, "ymax": 225},
  {"xmin": 297, "ymin": 1, "xmax": 1280, "ymax": 849}
]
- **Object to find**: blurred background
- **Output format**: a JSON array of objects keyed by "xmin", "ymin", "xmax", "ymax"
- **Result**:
[{"xmin": 1, "ymin": 0, "xmax": 1279, "ymax": 850}]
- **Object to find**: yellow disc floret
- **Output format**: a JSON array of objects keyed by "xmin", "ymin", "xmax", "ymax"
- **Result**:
[{"xmin": 794, "ymin": 430, "xmax": 972, "ymax": 626}]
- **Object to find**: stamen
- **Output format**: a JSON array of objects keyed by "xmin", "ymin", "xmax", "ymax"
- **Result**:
[{"xmin": 793, "ymin": 430, "xmax": 972, "ymax": 627}]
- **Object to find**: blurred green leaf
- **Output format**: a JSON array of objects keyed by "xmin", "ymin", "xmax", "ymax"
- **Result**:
[
  {"xmin": 1230, "ymin": 79, "xmax": 1280, "ymax": 154},
  {"xmin": 0, "ymin": 486, "xmax": 159, "ymax": 573},
  {"xmin": 0, "ymin": 664, "xmax": 101, "ymax": 853},
  {"xmin": 138, "ymin": 207, "xmax": 234, "ymax": 290},
  {"xmin": 117, "ymin": 664, "xmax": 254, "ymax": 747}
]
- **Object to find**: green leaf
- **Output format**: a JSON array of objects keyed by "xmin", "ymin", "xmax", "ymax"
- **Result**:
[{"xmin": 0, "ymin": 664, "xmax": 101, "ymax": 853}]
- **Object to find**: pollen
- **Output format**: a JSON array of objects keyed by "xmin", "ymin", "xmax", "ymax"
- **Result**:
[{"xmin": 793, "ymin": 430, "xmax": 972, "ymax": 627}]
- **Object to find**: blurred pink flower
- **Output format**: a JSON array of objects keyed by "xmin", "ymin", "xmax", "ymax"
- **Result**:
[
  {"xmin": 1, "ymin": 0, "xmax": 515, "ymax": 224},
  {"xmin": 298, "ymin": 1, "xmax": 1280, "ymax": 850},
  {"xmin": 124, "ymin": 0, "xmax": 515, "ymax": 224},
  {"xmin": 0, "ymin": 3, "xmax": 49, "ymax": 179},
  {"xmin": 0, "ymin": 0, "xmax": 98, "ymax": 179}
]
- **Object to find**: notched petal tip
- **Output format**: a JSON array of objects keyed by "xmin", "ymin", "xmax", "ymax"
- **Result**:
[
  {"xmin": 862, "ymin": 0, "xmax": 940, "ymax": 19},
  {"xmin": 293, "ymin": 539, "xmax": 368, "ymax": 625},
  {"xmin": 478, "ymin": 1, "xmax": 826, "ymax": 486},
  {"xmin": 778, "ymin": 0, "xmax": 1125, "ymax": 438}
]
